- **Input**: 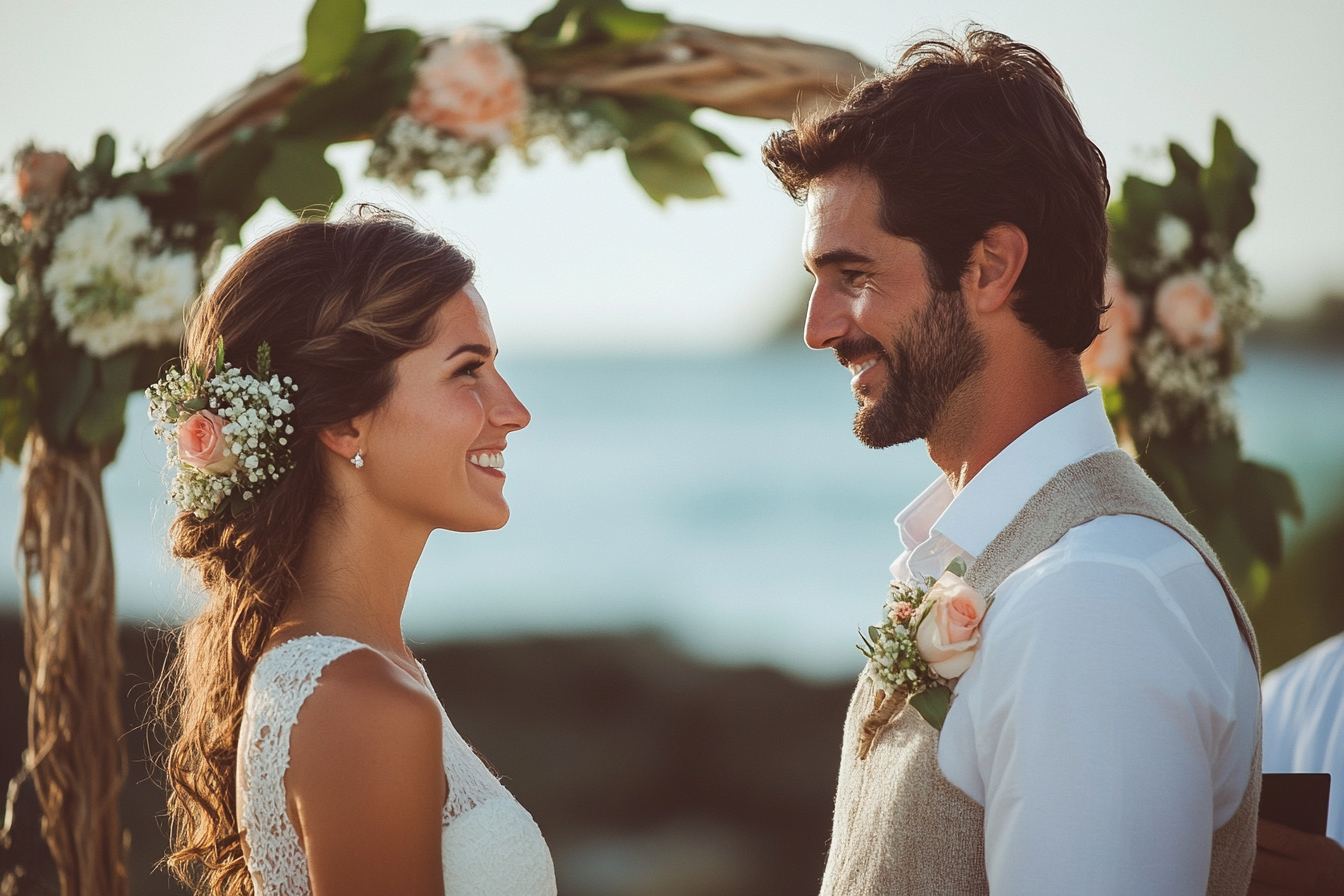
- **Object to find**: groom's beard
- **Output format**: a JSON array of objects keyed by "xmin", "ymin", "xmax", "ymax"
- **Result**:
[{"xmin": 838, "ymin": 288, "xmax": 987, "ymax": 449}]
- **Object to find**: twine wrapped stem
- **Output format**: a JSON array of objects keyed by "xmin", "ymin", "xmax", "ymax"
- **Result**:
[{"xmin": 857, "ymin": 687, "xmax": 909, "ymax": 760}]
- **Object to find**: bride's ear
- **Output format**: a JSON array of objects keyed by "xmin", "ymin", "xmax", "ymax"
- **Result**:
[{"xmin": 318, "ymin": 420, "xmax": 363, "ymax": 464}]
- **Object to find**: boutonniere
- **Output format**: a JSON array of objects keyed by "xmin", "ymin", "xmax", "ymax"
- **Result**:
[{"xmin": 856, "ymin": 557, "xmax": 991, "ymax": 759}]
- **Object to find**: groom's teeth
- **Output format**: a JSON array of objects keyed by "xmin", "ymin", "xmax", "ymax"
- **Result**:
[{"xmin": 851, "ymin": 358, "xmax": 879, "ymax": 377}]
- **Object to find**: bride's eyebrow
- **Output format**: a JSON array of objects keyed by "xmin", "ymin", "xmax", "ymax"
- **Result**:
[{"xmin": 445, "ymin": 343, "xmax": 493, "ymax": 361}]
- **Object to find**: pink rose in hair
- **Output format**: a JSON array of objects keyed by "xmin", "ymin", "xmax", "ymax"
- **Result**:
[
  {"xmin": 1154, "ymin": 272, "xmax": 1223, "ymax": 351},
  {"xmin": 407, "ymin": 31, "xmax": 528, "ymax": 146},
  {"xmin": 177, "ymin": 410, "xmax": 237, "ymax": 475},
  {"xmin": 1081, "ymin": 267, "xmax": 1143, "ymax": 386},
  {"xmin": 915, "ymin": 571, "xmax": 988, "ymax": 680}
]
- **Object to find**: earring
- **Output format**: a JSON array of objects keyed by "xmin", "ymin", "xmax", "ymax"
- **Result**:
[{"xmin": 351, "ymin": 452, "xmax": 364, "ymax": 469}]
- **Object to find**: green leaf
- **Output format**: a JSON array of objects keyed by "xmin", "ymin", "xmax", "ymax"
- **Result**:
[
  {"xmin": 197, "ymin": 127, "xmax": 275, "ymax": 227},
  {"xmin": 623, "ymin": 116, "xmax": 732, "ymax": 204},
  {"xmin": 302, "ymin": 0, "xmax": 368, "ymax": 84},
  {"xmin": 593, "ymin": 5, "xmax": 667, "ymax": 42},
  {"xmin": 910, "ymin": 686, "xmax": 952, "ymax": 731},
  {"xmin": 281, "ymin": 28, "xmax": 420, "ymax": 144},
  {"xmin": 256, "ymin": 139, "xmax": 343, "ymax": 216},
  {"xmin": 74, "ymin": 352, "xmax": 136, "ymax": 447},
  {"xmin": 946, "ymin": 557, "xmax": 967, "ymax": 577},
  {"xmin": 868, "ymin": 625, "xmax": 882, "ymax": 644},
  {"xmin": 88, "ymin": 133, "xmax": 117, "ymax": 178},
  {"xmin": 0, "ymin": 243, "xmax": 17, "ymax": 286},
  {"xmin": 51, "ymin": 353, "xmax": 95, "ymax": 444},
  {"xmin": 1201, "ymin": 118, "xmax": 1258, "ymax": 251},
  {"xmin": 215, "ymin": 336, "xmax": 227, "ymax": 373}
]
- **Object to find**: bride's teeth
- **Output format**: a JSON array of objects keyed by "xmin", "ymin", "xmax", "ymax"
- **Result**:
[{"xmin": 470, "ymin": 454, "xmax": 479, "ymax": 465}]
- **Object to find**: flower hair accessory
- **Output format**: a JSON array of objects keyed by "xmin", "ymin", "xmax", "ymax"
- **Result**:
[
  {"xmin": 855, "ymin": 557, "xmax": 991, "ymax": 758},
  {"xmin": 147, "ymin": 338, "xmax": 297, "ymax": 519}
]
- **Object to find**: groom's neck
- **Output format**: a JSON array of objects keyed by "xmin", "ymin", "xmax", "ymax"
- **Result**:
[{"xmin": 927, "ymin": 328, "xmax": 1087, "ymax": 495}]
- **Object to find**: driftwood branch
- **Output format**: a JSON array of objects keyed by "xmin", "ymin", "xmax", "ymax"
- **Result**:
[
  {"xmin": 160, "ymin": 23, "xmax": 873, "ymax": 164},
  {"xmin": 527, "ymin": 24, "xmax": 872, "ymax": 121}
]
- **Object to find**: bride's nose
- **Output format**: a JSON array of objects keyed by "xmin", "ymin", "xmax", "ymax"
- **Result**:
[{"xmin": 487, "ymin": 377, "xmax": 530, "ymax": 432}]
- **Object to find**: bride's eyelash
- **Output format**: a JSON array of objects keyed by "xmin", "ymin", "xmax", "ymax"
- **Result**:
[{"xmin": 454, "ymin": 359, "xmax": 485, "ymax": 377}]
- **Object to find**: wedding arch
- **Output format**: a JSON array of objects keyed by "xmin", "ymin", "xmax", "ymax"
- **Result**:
[{"xmin": 0, "ymin": 1, "xmax": 1298, "ymax": 893}]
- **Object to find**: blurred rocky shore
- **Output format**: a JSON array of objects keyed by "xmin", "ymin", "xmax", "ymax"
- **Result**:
[{"xmin": 0, "ymin": 615, "xmax": 853, "ymax": 896}]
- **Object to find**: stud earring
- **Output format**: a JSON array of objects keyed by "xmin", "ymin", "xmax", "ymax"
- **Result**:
[{"xmin": 351, "ymin": 452, "xmax": 364, "ymax": 469}]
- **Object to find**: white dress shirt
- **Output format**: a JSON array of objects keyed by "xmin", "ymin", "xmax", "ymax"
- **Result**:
[
  {"xmin": 890, "ymin": 389, "xmax": 1260, "ymax": 896},
  {"xmin": 1261, "ymin": 632, "xmax": 1344, "ymax": 845}
]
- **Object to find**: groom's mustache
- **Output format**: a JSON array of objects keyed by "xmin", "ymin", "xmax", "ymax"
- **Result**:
[{"xmin": 834, "ymin": 334, "xmax": 889, "ymax": 370}]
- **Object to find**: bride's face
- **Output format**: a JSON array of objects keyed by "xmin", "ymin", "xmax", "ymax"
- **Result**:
[{"xmin": 359, "ymin": 283, "xmax": 530, "ymax": 532}]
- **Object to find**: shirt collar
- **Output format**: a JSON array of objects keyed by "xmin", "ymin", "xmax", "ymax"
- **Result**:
[{"xmin": 895, "ymin": 389, "xmax": 1118, "ymax": 574}]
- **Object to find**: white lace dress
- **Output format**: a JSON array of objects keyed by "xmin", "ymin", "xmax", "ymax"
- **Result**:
[{"xmin": 236, "ymin": 634, "xmax": 556, "ymax": 896}]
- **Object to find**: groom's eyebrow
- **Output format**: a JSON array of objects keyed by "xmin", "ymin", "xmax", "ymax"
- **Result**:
[{"xmin": 808, "ymin": 249, "xmax": 877, "ymax": 271}]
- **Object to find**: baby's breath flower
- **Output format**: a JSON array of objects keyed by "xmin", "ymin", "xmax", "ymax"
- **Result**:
[{"xmin": 146, "ymin": 343, "xmax": 297, "ymax": 519}]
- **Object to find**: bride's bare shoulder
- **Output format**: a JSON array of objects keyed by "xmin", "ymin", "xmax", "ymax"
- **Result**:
[
  {"xmin": 281, "ymin": 647, "xmax": 447, "ymax": 891},
  {"xmin": 289, "ymin": 647, "xmax": 441, "ymax": 761},
  {"xmin": 285, "ymin": 647, "xmax": 444, "ymax": 814}
]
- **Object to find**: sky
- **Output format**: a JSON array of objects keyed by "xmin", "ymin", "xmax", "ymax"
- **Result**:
[{"xmin": 2, "ymin": 0, "xmax": 1341, "ymax": 354}]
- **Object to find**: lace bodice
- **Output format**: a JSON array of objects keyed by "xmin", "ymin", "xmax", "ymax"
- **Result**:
[{"xmin": 237, "ymin": 635, "xmax": 556, "ymax": 895}]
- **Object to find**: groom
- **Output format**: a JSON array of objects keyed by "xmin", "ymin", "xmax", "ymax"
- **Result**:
[{"xmin": 763, "ymin": 31, "xmax": 1261, "ymax": 896}]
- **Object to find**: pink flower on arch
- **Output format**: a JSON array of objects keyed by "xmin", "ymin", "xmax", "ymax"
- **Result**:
[
  {"xmin": 406, "ymin": 30, "xmax": 528, "ymax": 146},
  {"xmin": 1081, "ymin": 267, "xmax": 1143, "ymax": 386},
  {"xmin": 1154, "ymin": 272, "xmax": 1223, "ymax": 351}
]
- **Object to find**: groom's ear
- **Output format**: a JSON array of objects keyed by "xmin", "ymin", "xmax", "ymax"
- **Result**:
[{"xmin": 961, "ymin": 223, "xmax": 1028, "ymax": 315}]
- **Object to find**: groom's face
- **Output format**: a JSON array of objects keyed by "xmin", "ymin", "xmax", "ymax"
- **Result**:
[{"xmin": 801, "ymin": 169, "xmax": 985, "ymax": 448}]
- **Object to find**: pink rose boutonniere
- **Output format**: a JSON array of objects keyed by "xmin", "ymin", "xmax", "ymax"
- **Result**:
[
  {"xmin": 915, "ymin": 571, "xmax": 989, "ymax": 680},
  {"xmin": 857, "ymin": 557, "xmax": 991, "ymax": 758}
]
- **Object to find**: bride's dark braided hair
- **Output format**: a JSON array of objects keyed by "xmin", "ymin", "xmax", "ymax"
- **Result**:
[{"xmin": 155, "ymin": 208, "xmax": 473, "ymax": 895}]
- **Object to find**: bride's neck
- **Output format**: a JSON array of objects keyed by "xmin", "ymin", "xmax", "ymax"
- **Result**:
[{"xmin": 279, "ymin": 500, "xmax": 431, "ymax": 654}]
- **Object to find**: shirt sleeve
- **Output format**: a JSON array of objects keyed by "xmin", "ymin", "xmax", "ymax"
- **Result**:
[{"xmin": 955, "ymin": 555, "xmax": 1238, "ymax": 896}]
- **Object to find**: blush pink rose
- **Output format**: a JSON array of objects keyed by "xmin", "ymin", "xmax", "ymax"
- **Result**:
[
  {"xmin": 17, "ymin": 150, "xmax": 71, "ymax": 207},
  {"xmin": 1154, "ymin": 272, "xmax": 1223, "ymax": 351},
  {"xmin": 1080, "ymin": 267, "xmax": 1143, "ymax": 386},
  {"xmin": 407, "ymin": 31, "xmax": 528, "ymax": 146},
  {"xmin": 915, "ymin": 572, "xmax": 988, "ymax": 680},
  {"xmin": 177, "ymin": 410, "xmax": 237, "ymax": 475}
]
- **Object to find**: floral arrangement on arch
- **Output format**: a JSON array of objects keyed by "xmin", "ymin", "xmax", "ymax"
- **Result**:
[
  {"xmin": 0, "ymin": 0, "xmax": 866, "ymax": 468},
  {"xmin": 1085, "ymin": 118, "xmax": 1301, "ymax": 597}
]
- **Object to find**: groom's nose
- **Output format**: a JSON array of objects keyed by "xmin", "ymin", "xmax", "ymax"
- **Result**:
[{"xmin": 804, "ymin": 282, "xmax": 852, "ymax": 350}]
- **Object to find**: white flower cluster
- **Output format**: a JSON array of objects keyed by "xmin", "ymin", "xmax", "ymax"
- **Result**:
[
  {"xmin": 43, "ymin": 196, "xmax": 199, "ymax": 357},
  {"xmin": 365, "ymin": 100, "xmax": 624, "ymax": 193},
  {"xmin": 860, "ymin": 576, "xmax": 937, "ymax": 695},
  {"xmin": 520, "ymin": 98, "xmax": 625, "ymax": 163},
  {"xmin": 366, "ymin": 116, "xmax": 497, "ymax": 192},
  {"xmin": 147, "ymin": 364, "xmax": 297, "ymax": 520},
  {"xmin": 1131, "ymin": 328, "xmax": 1236, "ymax": 442}
]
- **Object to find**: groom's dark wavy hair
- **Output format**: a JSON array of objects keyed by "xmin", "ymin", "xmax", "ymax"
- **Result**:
[{"xmin": 763, "ymin": 28, "xmax": 1110, "ymax": 354}]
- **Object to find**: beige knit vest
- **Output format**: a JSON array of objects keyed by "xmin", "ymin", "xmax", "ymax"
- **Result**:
[{"xmin": 819, "ymin": 450, "xmax": 1261, "ymax": 896}]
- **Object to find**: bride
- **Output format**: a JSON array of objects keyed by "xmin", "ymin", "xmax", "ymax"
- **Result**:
[{"xmin": 155, "ymin": 209, "xmax": 553, "ymax": 895}]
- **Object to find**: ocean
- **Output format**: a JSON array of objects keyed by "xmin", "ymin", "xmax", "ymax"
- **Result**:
[{"xmin": 1, "ymin": 345, "xmax": 1341, "ymax": 680}]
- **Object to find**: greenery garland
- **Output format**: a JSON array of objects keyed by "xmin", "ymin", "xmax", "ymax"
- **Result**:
[{"xmin": 1094, "ymin": 119, "xmax": 1301, "ymax": 597}]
